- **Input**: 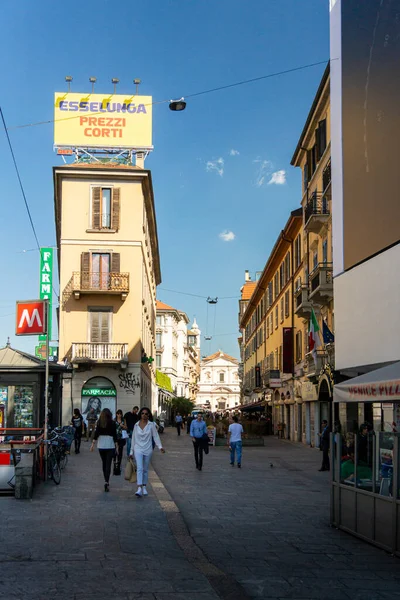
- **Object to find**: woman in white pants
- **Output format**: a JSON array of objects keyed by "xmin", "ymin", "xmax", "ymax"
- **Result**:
[{"xmin": 129, "ymin": 407, "xmax": 165, "ymax": 497}]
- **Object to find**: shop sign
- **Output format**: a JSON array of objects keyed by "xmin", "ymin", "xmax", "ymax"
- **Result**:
[
  {"xmin": 82, "ymin": 388, "xmax": 116, "ymax": 397},
  {"xmin": 54, "ymin": 93, "xmax": 153, "ymax": 149},
  {"xmin": 35, "ymin": 343, "xmax": 58, "ymax": 361},
  {"xmin": 207, "ymin": 426, "xmax": 216, "ymax": 446},
  {"xmin": 269, "ymin": 370, "xmax": 282, "ymax": 388},
  {"xmin": 39, "ymin": 248, "xmax": 53, "ymax": 342},
  {"xmin": 301, "ymin": 381, "xmax": 318, "ymax": 402},
  {"xmin": 16, "ymin": 300, "xmax": 46, "ymax": 336},
  {"xmin": 347, "ymin": 381, "xmax": 400, "ymax": 400}
]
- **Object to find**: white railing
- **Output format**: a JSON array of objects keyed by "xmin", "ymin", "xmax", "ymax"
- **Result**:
[{"xmin": 71, "ymin": 343, "xmax": 128, "ymax": 362}]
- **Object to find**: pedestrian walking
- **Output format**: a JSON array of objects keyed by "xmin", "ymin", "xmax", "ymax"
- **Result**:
[
  {"xmin": 318, "ymin": 419, "xmax": 330, "ymax": 472},
  {"xmin": 124, "ymin": 405, "xmax": 139, "ymax": 456},
  {"xmin": 228, "ymin": 415, "xmax": 244, "ymax": 468},
  {"xmin": 129, "ymin": 407, "xmax": 165, "ymax": 497},
  {"xmin": 175, "ymin": 412, "xmax": 183, "ymax": 436},
  {"xmin": 113, "ymin": 409, "xmax": 127, "ymax": 475},
  {"xmin": 85, "ymin": 407, "xmax": 98, "ymax": 441},
  {"xmin": 190, "ymin": 413, "xmax": 207, "ymax": 470},
  {"xmin": 90, "ymin": 408, "xmax": 118, "ymax": 492},
  {"xmin": 71, "ymin": 408, "xmax": 84, "ymax": 454}
]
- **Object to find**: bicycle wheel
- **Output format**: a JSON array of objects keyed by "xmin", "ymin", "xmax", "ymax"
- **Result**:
[
  {"xmin": 60, "ymin": 452, "xmax": 68, "ymax": 470},
  {"xmin": 48, "ymin": 452, "xmax": 61, "ymax": 485}
]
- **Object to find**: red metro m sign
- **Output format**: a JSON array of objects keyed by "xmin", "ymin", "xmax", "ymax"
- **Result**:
[{"xmin": 16, "ymin": 300, "xmax": 47, "ymax": 336}]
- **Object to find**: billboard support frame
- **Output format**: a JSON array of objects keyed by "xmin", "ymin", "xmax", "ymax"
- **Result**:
[{"xmin": 54, "ymin": 146, "xmax": 152, "ymax": 165}]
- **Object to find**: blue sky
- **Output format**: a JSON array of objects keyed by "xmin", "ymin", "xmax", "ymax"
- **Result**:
[{"xmin": 0, "ymin": 0, "xmax": 329, "ymax": 359}]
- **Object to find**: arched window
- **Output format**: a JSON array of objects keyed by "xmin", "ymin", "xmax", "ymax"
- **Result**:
[{"xmin": 81, "ymin": 376, "xmax": 117, "ymax": 417}]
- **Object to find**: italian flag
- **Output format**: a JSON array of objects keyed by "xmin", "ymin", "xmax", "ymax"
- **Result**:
[{"xmin": 309, "ymin": 308, "xmax": 321, "ymax": 363}]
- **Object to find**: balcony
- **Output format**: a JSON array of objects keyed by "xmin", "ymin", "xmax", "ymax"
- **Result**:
[
  {"xmin": 309, "ymin": 263, "xmax": 333, "ymax": 304},
  {"xmin": 68, "ymin": 343, "xmax": 128, "ymax": 365},
  {"xmin": 294, "ymin": 285, "xmax": 313, "ymax": 319},
  {"xmin": 322, "ymin": 159, "xmax": 331, "ymax": 192},
  {"xmin": 63, "ymin": 272, "xmax": 129, "ymax": 305},
  {"xmin": 304, "ymin": 350, "xmax": 327, "ymax": 378},
  {"xmin": 304, "ymin": 191, "xmax": 330, "ymax": 234}
]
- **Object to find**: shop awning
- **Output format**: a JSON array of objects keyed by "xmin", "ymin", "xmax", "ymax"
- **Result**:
[
  {"xmin": 334, "ymin": 361, "xmax": 400, "ymax": 403},
  {"xmin": 239, "ymin": 400, "xmax": 267, "ymax": 412}
]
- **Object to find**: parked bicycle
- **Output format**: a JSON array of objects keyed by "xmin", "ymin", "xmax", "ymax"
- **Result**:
[{"xmin": 43, "ymin": 439, "xmax": 61, "ymax": 485}]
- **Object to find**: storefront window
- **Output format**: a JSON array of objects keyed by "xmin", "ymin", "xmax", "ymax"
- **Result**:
[
  {"xmin": 14, "ymin": 386, "xmax": 34, "ymax": 428},
  {"xmin": 377, "ymin": 431, "xmax": 395, "ymax": 497},
  {"xmin": 0, "ymin": 388, "xmax": 7, "ymax": 427}
]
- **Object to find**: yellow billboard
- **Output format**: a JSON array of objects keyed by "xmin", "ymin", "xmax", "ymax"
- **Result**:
[{"xmin": 54, "ymin": 93, "xmax": 152, "ymax": 149}]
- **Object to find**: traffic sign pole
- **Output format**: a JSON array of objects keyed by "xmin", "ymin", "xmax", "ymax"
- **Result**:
[{"xmin": 44, "ymin": 300, "xmax": 49, "ymax": 481}]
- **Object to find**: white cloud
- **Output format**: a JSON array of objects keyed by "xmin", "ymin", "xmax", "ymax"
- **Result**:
[
  {"xmin": 229, "ymin": 149, "xmax": 240, "ymax": 156},
  {"xmin": 219, "ymin": 230, "xmax": 236, "ymax": 242},
  {"xmin": 268, "ymin": 170, "xmax": 286, "ymax": 185},
  {"xmin": 206, "ymin": 157, "xmax": 224, "ymax": 177},
  {"xmin": 254, "ymin": 159, "xmax": 272, "ymax": 187}
]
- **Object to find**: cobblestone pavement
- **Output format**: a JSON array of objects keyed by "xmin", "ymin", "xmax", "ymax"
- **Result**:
[
  {"xmin": 152, "ymin": 430, "xmax": 400, "ymax": 600},
  {"xmin": 0, "ymin": 440, "xmax": 220, "ymax": 600},
  {"xmin": 2, "ymin": 431, "xmax": 400, "ymax": 600}
]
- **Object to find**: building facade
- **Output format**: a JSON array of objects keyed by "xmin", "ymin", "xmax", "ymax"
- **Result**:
[
  {"xmin": 238, "ymin": 272, "xmax": 257, "ymax": 405},
  {"xmin": 156, "ymin": 301, "xmax": 200, "ymax": 401},
  {"xmin": 55, "ymin": 163, "xmax": 161, "ymax": 423},
  {"xmin": 240, "ymin": 65, "xmax": 335, "ymax": 446},
  {"xmin": 291, "ymin": 64, "xmax": 335, "ymax": 446},
  {"xmin": 240, "ymin": 210, "xmax": 304, "ymax": 440},
  {"xmin": 197, "ymin": 351, "xmax": 240, "ymax": 411}
]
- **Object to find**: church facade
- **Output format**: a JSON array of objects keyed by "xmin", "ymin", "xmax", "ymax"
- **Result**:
[{"xmin": 196, "ymin": 350, "xmax": 240, "ymax": 411}]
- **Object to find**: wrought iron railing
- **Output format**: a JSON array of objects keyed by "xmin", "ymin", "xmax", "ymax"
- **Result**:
[
  {"xmin": 73, "ymin": 272, "xmax": 129, "ymax": 292},
  {"xmin": 305, "ymin": 191, "xmax": 330, "ymax": 224}
]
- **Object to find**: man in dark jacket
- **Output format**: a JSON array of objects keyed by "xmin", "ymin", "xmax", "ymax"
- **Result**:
[{"xmin": 318, "ymin": 420, "xmax": 330, "ymax": 472}]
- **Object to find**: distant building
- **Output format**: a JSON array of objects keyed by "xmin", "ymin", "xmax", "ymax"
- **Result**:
[
  {"xmin": 197, "ymin": 350, "xmax": 240, "ymax": 411},
  {"xmin": 156, "ymin": 301, "xmax": 201, "ymax": 401}
]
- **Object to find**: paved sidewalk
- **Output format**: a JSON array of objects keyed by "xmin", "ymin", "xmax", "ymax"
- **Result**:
[
  {"xmin": 152, "ymin": 430, "xmax": 400, "ymax": 600},
  {"xmin": 0, "ymin": 441, "xmax": 219, "ymax": 600}
]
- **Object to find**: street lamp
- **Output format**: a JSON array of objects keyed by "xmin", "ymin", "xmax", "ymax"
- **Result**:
[
  {"xmin": 89, "ymin": 76, "xmax": 97, "ymax": 93},
  {"xmin": 111, "ymin": 78, "xmax": 119, "ymax": 94},
  {"xmin": 65, "ymin": 76, "xmax": 73, "ymax": 92},
  {"xmin": 169, "ymin": 97, "xmax": 186, "ymax": 111},
  {"xmin": 133, "ymin": 78, "xmax": 141, "ymax": 95}
]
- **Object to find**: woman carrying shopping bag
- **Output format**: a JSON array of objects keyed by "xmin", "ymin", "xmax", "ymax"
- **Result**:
[{"xmin": 129, "ymin": 407, "xmax": 165, "ymax": 497}]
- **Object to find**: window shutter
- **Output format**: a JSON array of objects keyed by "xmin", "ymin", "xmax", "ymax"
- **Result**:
[
  {"xmin": 80, "ymin": 252, "xmax": 90, "ymax": 288},
  {"xmin": 100, "ymin": 312, "xmax": 110, "ymax": 343},
  {"xmin": 111, "ymin": 188, "xmax": 121, "ymax": 231},
  {"xmin": 90, "ymin": 312, "xmax": 100, "ymax": 343},
  {"xmin": 81, "ymin": 252, "xmax": 90, "ymax": 273},
  {"xmin": 111, "ymin": 252, "xmax": 120, "ymax": 272},
  {"xmin": 92, "ymin": 188, "xmax": 101, "ymax": 229}
]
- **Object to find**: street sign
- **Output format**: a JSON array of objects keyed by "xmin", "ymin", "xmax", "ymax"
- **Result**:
[
  {"xmin": 39, "ymin": 248, "xmax": 53, "ymax": 342},
  {"xmin": 16, "ymin": 300, "xmax": 47, "ymax": 336}
]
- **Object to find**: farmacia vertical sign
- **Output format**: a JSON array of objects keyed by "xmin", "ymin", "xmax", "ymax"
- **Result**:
[{"xmin": 39, "ymin": 248, "xmax": 53, "ymax": 342}]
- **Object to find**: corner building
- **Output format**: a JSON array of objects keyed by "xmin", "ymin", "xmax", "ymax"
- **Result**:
[{"xmin": 54, "ymin": 163, "xmax": 161, "ymax": 422}]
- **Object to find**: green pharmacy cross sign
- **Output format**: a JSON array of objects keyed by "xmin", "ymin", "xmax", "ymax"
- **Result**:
[{"xmin": 39, "ymin": 248, "xmax": 53, "ymax": 343}]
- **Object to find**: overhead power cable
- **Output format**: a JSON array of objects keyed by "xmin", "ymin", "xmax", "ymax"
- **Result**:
[
  {"xmin": 1, "ymin": 108, "xmax": 41, "ymax": 251},
  {"xmin": 1, "ymin": 107, "xmax": 60, "ymax": 299},
  {"xmin": 6, "ymin": 59, "xmax": 330, "ymax": 131},
  {"xmin": 159, "ymin": 287, "xmax": 239, "ymax": 300}
]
